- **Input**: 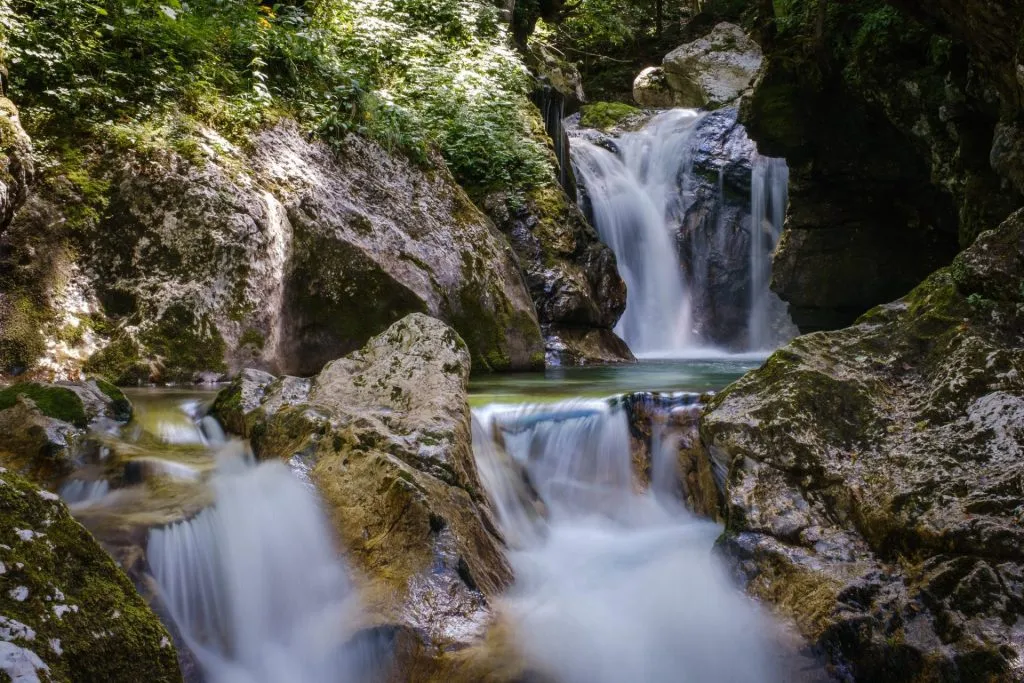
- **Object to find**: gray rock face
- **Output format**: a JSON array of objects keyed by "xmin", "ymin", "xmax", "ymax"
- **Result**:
[
  {"xmin": 9, "ymin": 120, "xmax": 544, "ymax": 381},
  {"xmin": 632, "ymin": 67, "xmax": 677, "ymax": 108},
  {"xmin": 661, "ymin": 23, "xmax": 763, "ymax": 109},
  {"xmin": 0, "ymin": 98, "xmax": 32, "ymax": 231},
  {"xmin": 483, "ymin": 187, "xmax": 631, "ymax": 365},
  {"xmin": 211, "ymin": 314, "xmax": 511, "ymax": 671},
  {"xmin": 700, "ymin": 210, "xmax": 1024, "ymax": 681}
]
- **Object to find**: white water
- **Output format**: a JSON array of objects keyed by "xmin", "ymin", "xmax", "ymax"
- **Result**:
[
  {"xmin": 147, "ymin": 445, "xmax": 365, "ymax": 683},
  {"xmin": 473, "ymin": 399, "xmax": 784, "ymax": 683},
  {"xmin": 570, "ymin": 110, "xmax": 701, "ymax": 355},
  {"xmin": 570, "ymin": 109, "xmax": 793, "ymax": 356},
  {"xmin": 749, "ymin": 155, "xmax": 790, "ymax": 350}
]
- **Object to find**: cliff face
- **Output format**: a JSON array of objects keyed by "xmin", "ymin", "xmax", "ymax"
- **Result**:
[
  {"xmin": 695, "ymin": 2, "xmax": 1024, "ymax": 680},
  {"xmin": 1, "ymin": 116, "xmax": 552, "ymax": 381},
  {"xmin": 741, "ymin": 0, "xmax": 1022, "ymax": 331}
]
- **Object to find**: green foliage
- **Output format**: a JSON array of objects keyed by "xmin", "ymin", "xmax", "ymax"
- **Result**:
[
  {"xmin": 2, "ymin": 0, "xmax": 551, "ymax": 195},
  {"xmin": 0, "ymin": 383, "xmax": 88, "ymax": 427}
]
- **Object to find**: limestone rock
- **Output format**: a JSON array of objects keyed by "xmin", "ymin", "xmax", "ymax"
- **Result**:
[
  {"xmin": 8, "ymin": 120, "xmax": 544, "ymax": 381},
  {"xmin": 700, "ymin": 209, "xmax": 1024, "ymax": 681},
  {"xmin": 527, "ymin": 42, "xmax": 585, "ymax": 109},
  {"xmin": 0, "ymin": 96, "xmax": 32, "ymax": 231},
  {"xmin": 0, "ymin": 467, "xmax": 181, "ymax": 682},
  {"xmin": 662, "ymin": 23, "xmax": 762, "ymax": 109},
  {"xmin": 214, "ymin": 314, "xmax": 512, "ymax": 663},
  {"xmin": 632, "ymin": 66, "xmax": 677, "ymax": 108}
]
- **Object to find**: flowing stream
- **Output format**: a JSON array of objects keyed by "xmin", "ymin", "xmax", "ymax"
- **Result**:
[
  {"xmin": 472, "ymin": 398, "xmax": 789, "ymax": 683},
  {"xmin": 147, "ymin": 447, "xmax": 364, "ymax": 683}
]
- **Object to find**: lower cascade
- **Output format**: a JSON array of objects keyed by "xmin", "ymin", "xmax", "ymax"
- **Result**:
[
  {"xmin": 472, "ymin": 398, "xmax": 790, "ymax": 683},
  {"xmin": 147, "ymin": 445, "xmax": 368, "ymax": 683}
]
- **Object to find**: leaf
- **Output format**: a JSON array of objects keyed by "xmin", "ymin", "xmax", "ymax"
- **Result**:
[{"xmin": 85, "ymin": 3, "xmax": 108, "ymax": 16}]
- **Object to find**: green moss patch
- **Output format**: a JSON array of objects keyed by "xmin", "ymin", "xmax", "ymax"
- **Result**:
[
  {"xmin": 579, "ymin": 102, "xmax": 642, "ymax": 131},
  {"xmin": 92, "ymin": 377, "xmax": 133, "ymax": 422},
  {"xmin": 0, "ymin": 383, "xmax": 87, "ymax": 427}
]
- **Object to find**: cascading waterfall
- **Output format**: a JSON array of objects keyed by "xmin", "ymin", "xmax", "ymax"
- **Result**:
[
  {"xmin": 749, "ymin": 155, "xmax": 790, "ymax": 350},
  {"xmin": 570, "ymin": 110, "xmax": 702, "ymax": 355},
  {"xmin": 147, "ymin": 444, "xmax": 369, "ymax": 683},
  {"xmin": 570, "ymin": 109, "xmax": 794, "ymax": 355},
  {"xmin": 472, "ymin": 399, "xmax": 785, "ymax": 683}
]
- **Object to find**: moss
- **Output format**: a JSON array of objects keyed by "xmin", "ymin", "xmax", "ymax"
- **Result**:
[
  {"xmin": 92, "ymin": 377, "xmax": 133, "ymax": 422},
  {"xmin": 0, "ymin": 295, "xmax": 47, "ymax": 374},
  {"xmin": 0, "ymin": 383, "xmax": 88, "ymax": 427},
  {"xmin": 578, "ymin": 102, "xmax": 642, "ymax": 131},
  {"xmin": 83, "ymin": 337, "xmax": 151, "ymax": 386},
  {"xmin": 0, "ymin": 468, "xmax": 182, "ymax": 682},
  {"xmin": 141, "ymin": 304, "xmax": 227, "ymax": 382},
  {"xmin": 238, "ymin": 328, "xmax": 266, "ymax": 350}
]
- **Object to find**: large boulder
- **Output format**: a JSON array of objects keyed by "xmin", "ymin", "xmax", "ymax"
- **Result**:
[
  {"xmin": 212, "ymin": 314, "xmax": 512, "ymax": 665},
  {"xmin": 5, "ymin": 119, "xmax": 544, "ymax": 381},
  {"xmin": 701, "ymin": 209, "xmax": 1024, "ymax": 681},
  {"xmin": 632, "ymin": 67, "xmax": 677, "ymax": 108},
  {"xmin": 660, "ymin": 23, "xmax": 763, "ymax": 109},
  {"xmin": 0, "ymin": 467, "xmax": 182, "ymax": 682}
]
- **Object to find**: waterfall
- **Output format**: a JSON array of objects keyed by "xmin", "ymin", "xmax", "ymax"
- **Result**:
[
  {"xmin": 147, "ymin": 445, "xmax": 369, "ymax": 683},
  {"xmin": 570, "ymin": 110, "xmax": 701, "ymax": 355},
  {"xmin": 749, "ymin": 156, "xmax": 790, "ymax": 350},
  {"xmin": 472, "ymin": 398, "xmax": 784, "ymax": 683},
  {"xmin": 570, "ymin": 108, "xmax": 796, "ymax": 355}
]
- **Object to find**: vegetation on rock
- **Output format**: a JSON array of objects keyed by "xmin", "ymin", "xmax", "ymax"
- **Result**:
[
  {"xmin": 0, "ymin": 467, "xmax": 182, "ymax": 682},
  {"xmin": 0, "ymin": 383, "xmax": 87, "ymax": 427}
]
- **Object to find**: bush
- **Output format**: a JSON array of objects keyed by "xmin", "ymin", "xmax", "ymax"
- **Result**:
[{"xmin": 2, "ymin": 0, "xmax": 551, "ymax": 195}]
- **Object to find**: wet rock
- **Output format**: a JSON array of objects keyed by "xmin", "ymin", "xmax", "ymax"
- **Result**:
[
  {"xmin": 483, "ymin": 185, "xmax": 630, "ymax": 365},
  {"xmin": 662, "ymin": 23, "xmax": 763, "ymax": 109},
  {"xmin": 700, "ymin": 209, "xmax": 1024, "ymax": 681},
  {"xmin": 544, "ymin": 326, "xmax": 634, "ymax": 366},
  {"xmin": 0, "ymin": 467, "xmax": 181, "ymax": 682},
  {"xmin": 215, "ymin": 313, "xmax": 512, "ymax": 666}
]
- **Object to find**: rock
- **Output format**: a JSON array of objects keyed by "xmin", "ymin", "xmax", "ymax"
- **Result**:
[
  {"xmin": 0, "ymin": 396, "xmax": 81, "ymax": 487},
  {"xmin": 739, "ymin": 0, "xmax": 1019, "ymax": 331},
  {"xmin": 214, "ymin": 314, "xmax": 512, "ymax": 665},
  {"xmin": 544, "ymin": 326, "xmax": 635, "ymax": 366},
  {"xmin": 6, "ymin": 118, "xmax": 544, "ymax": 381},
  {"xmin": 700, "ymin": 209, "xmax": 1024, "ymax": 681},
  {"xmin": 0, "ymin": 467, "xmax": 181, "ymax": 682},
  {"xmin": 662, "ymin": 23, "xmax": 763, "ymax": 109},
  {"xmin": 0, "ymin": 96, "xmax": 32, "ymax": 232},
  {"xmin": 632, "ymin": 67, "xmax": 677, "ymax": 108},
  {"xmin": 527, "ymin": 42, "xmax": 585, "ymax": 109},
  {"xmin": 482, "ymin": 182, "xmax": 631, "ymax": 365}
]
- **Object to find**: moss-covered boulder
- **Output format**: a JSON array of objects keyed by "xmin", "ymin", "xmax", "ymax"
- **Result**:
[
  {"xmin": 700, "ymin": 209, "xmax": 1024, "ymax": 681},
  {"xmin": 213, "ymin": 314, "xmax": 511, "ymax": 669},
  {"xmin": 0, "ymin": 467, "xmax": 181, "ymax": 682}
]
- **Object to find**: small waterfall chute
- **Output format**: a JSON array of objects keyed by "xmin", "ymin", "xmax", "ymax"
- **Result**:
[
  {"xmin": 570, "ymin": 111, "xmax": 701, "ymax": 355},
  {"xmin": 472, "ymin": 398, "xmax": 785, "ymax": 683},
  {"xmin": 147, "ymin": 445, "xmax": 368, "ymax": 683},
  {"xmin": 749, "ymin": 155, "xmax": 792, "ymax": 350}
]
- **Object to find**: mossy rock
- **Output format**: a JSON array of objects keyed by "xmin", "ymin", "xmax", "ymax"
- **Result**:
[
  {"xmin": 90, "ymin": 377, "xmax": 133, "ymax": 422},
  {"xmin": 0, "ymin": 468, "xmax": 182, "ymax": 682},
  {"xmin": 0, "ymin": 383, "xmax": 87, "ymax": 428},
  {"xmin": 578, "ymin": 102, "xmax": 643, "ymax": 131}
]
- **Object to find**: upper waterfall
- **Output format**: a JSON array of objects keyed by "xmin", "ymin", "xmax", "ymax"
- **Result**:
[{"xmin": 569, "ymin": 108, "xmax": 796, "ymax": 356}]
